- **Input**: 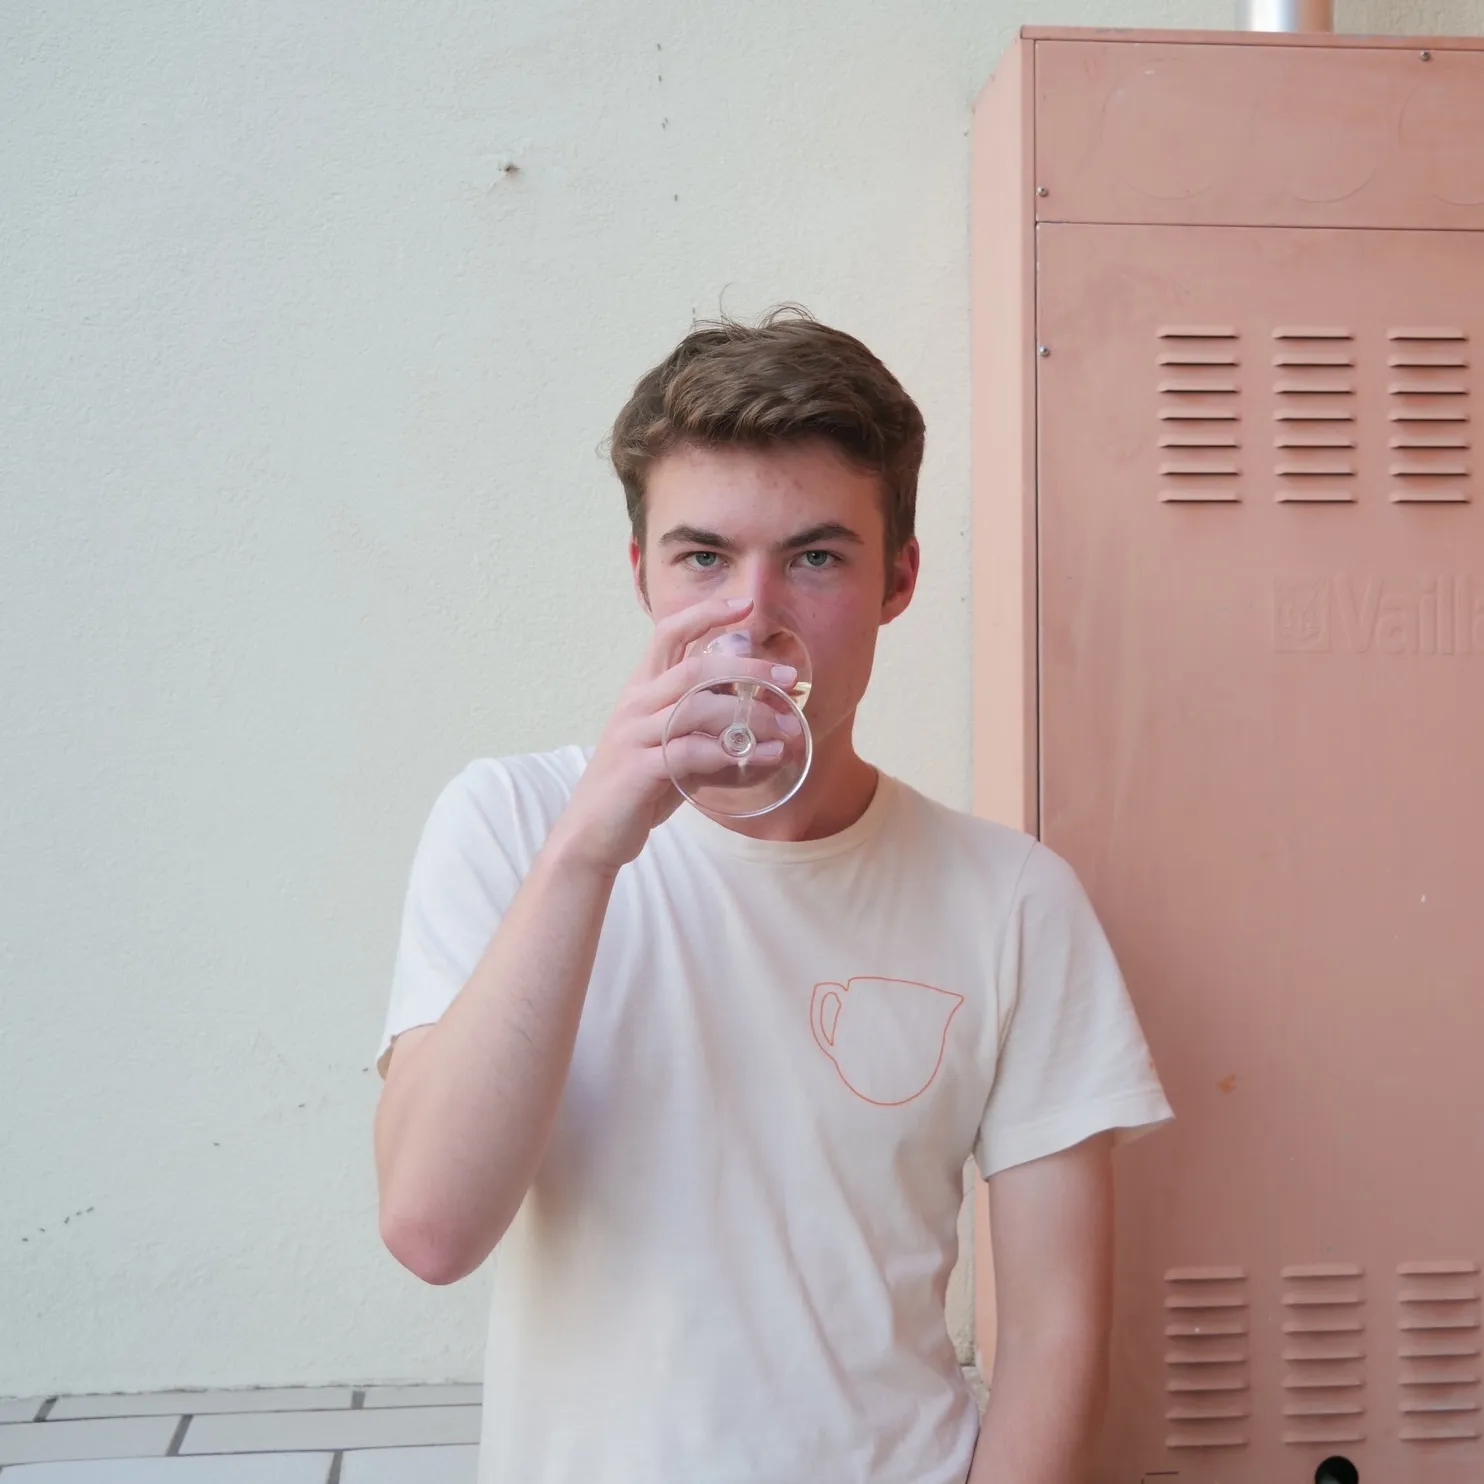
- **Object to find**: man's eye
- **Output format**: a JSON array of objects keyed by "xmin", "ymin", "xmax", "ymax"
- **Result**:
[
  {"xmin": 800, "ymin": 550, "xmax": 836, "ymax": 569},
  {"xmin": 685, "ymin": 551, "xmax": 722, "ymax": 570}
]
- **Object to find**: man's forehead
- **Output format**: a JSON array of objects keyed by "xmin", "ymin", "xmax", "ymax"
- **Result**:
[{"xmin": 644, "ymin": 443, "xmax": 887, "ymax": 538}]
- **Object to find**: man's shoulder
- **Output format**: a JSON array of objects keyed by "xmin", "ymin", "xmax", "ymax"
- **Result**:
[
  {"xmin": 461, "ymin": 744, "xmax": 591, "ymax": 797},
  {"xmin": 888, "ymin": 777, "xmax": 1041, "ymax": 879},
  {"xmin": 434, "ymin": 744, "xmax": 591, "ymax": 840},
  {"xmin": 892, "ymin": 784, "xmax": 1102, "ymax": 931}
]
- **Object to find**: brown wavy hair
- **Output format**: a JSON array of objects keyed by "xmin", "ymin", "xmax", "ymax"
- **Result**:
[{"xmin": 609, "ymin": 306, "xmax": 925, "ymax": 559}]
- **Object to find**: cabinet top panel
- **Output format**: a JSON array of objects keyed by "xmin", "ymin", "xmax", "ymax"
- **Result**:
[
  {"xmin": 1031, "ymin": 38, "xmax": 1484, "ymax": 231},
  {"xmin": 1020, "ymin": 25, "xmax": 1484, "ymax": 50}
]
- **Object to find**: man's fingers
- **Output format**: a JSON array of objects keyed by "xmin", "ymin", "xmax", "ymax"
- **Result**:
[
  {"xmin": 640, "ymin": 654, "xmax": 796, "ymax": 715},
  {"xmin": 656, "ymin": 733, "xmax": 788, "ymax": 779},
  {"xmin": 643, "ymin": 597, "xmax": 755, "ymax": 678},
  {"xmin": 645, "ymin": 688, "xmax": 803, "ymax": 747}
]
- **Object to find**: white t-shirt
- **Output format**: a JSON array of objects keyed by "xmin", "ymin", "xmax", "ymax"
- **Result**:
[{"xmin": 379, "ymin": 747, "xmax": 1172, "ymax": 1484}]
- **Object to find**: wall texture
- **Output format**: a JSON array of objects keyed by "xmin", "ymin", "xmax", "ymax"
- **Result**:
[{"xmin": 1, "ymin": 0, "xmax": 1474, "ymax": 1396}]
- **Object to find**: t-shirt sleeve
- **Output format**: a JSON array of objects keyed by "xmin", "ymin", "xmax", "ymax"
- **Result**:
[
  {"xmin": 375, "ymin": 763, "xmax": 527, "ymax": 1077},
  {"xmin": 973, "ymin": 842, "xmax": 1174, "ymax": 1179}
]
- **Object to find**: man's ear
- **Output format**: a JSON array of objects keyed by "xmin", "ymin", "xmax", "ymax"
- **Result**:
[
  {"xmin": 880, "ymin": 536, "xmax": 920, "ymax": 626},
  {"xmin": 629, "ymin": 535, "xmax": 651, "ymax": 613}
]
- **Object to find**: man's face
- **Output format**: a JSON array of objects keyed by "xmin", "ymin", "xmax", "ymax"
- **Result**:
[{"xmin": 631, "ymin": 439, "xmax": 919, "ymax": 749}]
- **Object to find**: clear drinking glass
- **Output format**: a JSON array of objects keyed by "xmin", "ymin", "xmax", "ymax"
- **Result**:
[{"xmin": 661, "ymin": 617, "xmax": 813, "ymax": 818}]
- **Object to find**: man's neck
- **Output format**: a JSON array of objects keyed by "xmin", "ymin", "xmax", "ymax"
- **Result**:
[{"xmin": 710, "ymin": 733, "xmax": 880, "ymax": 844}]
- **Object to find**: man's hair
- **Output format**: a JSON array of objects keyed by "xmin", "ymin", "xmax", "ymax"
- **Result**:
[{"xmin": 609, "ymin": 306, "xmax": 925, "ymax": 557}]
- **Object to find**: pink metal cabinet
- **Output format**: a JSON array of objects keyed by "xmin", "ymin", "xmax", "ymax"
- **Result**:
[{"xmin": 972, "ymin": 28, "xmax": 1484, "ymax": 1484}]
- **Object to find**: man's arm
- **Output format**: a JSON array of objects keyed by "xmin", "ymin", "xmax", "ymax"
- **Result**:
[
  {"xmin": 966, "ymin": 1132, "xmax": 1115, "ymax": 1484},
  {"xmin": 373, "ymin": 595, "xmax": 787, "ymax": 1287},
  {"xmin": 374, "ymin": 838, "xmax": 619, "ymax": 1286}
]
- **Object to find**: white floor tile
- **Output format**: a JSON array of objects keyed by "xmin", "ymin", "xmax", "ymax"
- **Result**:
[
  {"xmin": 49, "ymin": 1389, "xmax": 355, "ymax": 1421},
  {"xmin": 0, "ymin": 1416, "xmax": 178, "ymax": 1466},
  {"xmin": 0, "ymin": 1453, "xmax": 333, "ymax": 1482},
  {"xmin": 0, "ymin": 1400, "xmax": 46, "ymax": 1425},
  {"xmin": 180, "ymin": 1406, "xmax": 481, "ymax": 1455},
  {"xmin": 360, "ymin": 1386, "xmax": 481, "ymax": 1410},
  {"xmin": 340, "ymin": 1445, "xmax": 478, "ymax": 1484}
]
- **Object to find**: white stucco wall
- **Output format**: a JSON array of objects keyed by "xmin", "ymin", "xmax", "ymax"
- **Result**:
[{"xmin": 1, "ymin": 0, "xmax": 1473, "ymax": 1397}]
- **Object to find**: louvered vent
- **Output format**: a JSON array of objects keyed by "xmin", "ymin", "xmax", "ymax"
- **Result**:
[
  {"xmin": 1389, "ymin": 330, "xmax": 1473, "ymax": 504},
  {"xmin": 1157, "ymin": 327, "xmax": 1241, "ymax": 503},
  {"xmin": 1164, "ymin": 1267, "xmax": 1250, "ymax": 1451},
  {"xmin": 1399, "ymin": 1260, "xmax": 1482, "ymax": 1443},
  {"xmin": 1273, "ymin": 328, "xmax": 1357, "ymax": 503},
  {"xmin": 1282, "ymin": 1264, "xmax": 1367, "ymax": 1448}
]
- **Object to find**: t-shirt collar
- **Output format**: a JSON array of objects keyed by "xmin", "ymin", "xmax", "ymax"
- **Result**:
[{"xmin": 669, "ymin": 770, "xmax": 898, "ymax": 864}]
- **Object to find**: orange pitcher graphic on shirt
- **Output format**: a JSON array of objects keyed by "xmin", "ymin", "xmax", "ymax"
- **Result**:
[{"xmin": 810, "ymin": 976, "xmax": 966, "ymax": 1107}]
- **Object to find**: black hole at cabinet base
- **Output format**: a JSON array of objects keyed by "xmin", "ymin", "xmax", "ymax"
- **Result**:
[{"xmin": 1316, "ymin": 1458, "xmax": 1358, "ymax": 1484}]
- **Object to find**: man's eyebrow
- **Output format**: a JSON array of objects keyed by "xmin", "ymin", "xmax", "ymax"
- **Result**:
[
  {"xmin": 655, "ymin": 522, "xmax": 866, "ymax": 552},
  {"xmin": 777, "ymin": 522, "xmax": 864, "ymax": 551},
  {"xmin": 657, "ymin": 524, "xmax": 736, "ymax": 550}
]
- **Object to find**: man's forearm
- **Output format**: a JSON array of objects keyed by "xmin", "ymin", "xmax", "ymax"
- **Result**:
[
  {"xmin": 374, "ymin": 833, "xmax": 617, "ymax": 1284},
  {"xmin": 966, "ymin": 1330, "xmax": 1108, "ymax": 1484}
]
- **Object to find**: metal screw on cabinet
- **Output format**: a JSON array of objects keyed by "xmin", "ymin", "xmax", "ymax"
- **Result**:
[
  {"xmin": 1037, "ymin": 186, "xmax": 1049, "ymax": 197},
  {"xmin": 1037, "ymin": 345, "xmax": 1050, "ymax": 357},
  {"xmin": 1421, "ymin": 49, "xmax": 1432, "ymax": 60}
]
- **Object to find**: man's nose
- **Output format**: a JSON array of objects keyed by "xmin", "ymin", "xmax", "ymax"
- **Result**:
[{"xmin": 729, "ymin": 562, "xmax": 789, "ymax": 634}]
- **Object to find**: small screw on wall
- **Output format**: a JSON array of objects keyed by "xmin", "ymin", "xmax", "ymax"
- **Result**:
[
  {"xmin": 1037, "ymin": 345, "xmax": 1051, "ymax": 357},
  {"xmin": 1420, "ymin": 50, "xmax": 1432, "ymax": 60},
  {"xmin": 1036, "ymin": 186, "xmax": 1049, "ymax": 197}
]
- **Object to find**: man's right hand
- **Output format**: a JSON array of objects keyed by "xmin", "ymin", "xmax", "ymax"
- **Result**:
[{"xmin": 546, "ymin": 596, "xmax": 798, "ymax": 876}]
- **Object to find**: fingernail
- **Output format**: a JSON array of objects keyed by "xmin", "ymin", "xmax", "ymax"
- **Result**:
[
  {"xmin": 726, "ymin": 597, "xmax": 750, "ymax": 609},
  {"xmin": 756, "ymin": 740, "xmax": 785, "ymax": 759},
  {"xmin": 771, "ymin": 665, "xmax": 797, "ymax": 684},
  {"xmin": 777, "ymin": 710, "xmax": 803, "ymax": 736}
]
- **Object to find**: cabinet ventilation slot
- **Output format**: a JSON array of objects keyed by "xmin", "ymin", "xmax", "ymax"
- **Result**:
[
  {"xmin": 1157, "ymin": 329, "xmax": 1241, "ymax": 503},
  {"xmin": 1282, "ymin": 1264, "xmax": 1367, "ymax": 1447},
  {"xmin": 1163, "ymin": 1267, "xmax": 1250, "ymax": 1451},
  {"xmin": 1389, "ymin": 330, "xmax": 1473, "ymax": 504},
  {"xmin": 1399, "ymin": 1261, "xmax": 1482, "ymax": 1443},
  {"xmin": 1273, "ymin": 330, "xmax": 1356, "ymax": 503}
]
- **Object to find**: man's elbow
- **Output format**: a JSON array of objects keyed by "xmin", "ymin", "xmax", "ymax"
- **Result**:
[{"xmin": 379, "ymin": 1204, "xmax": 486, "ymax": 1287}]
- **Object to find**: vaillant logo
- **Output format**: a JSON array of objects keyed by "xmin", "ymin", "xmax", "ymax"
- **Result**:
[{"xmin": 1274, "ymin": 576, "xmax": 1484, "ymax": 655}]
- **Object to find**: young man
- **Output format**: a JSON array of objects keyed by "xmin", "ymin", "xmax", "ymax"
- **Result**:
[{"xmin": 373, "ymin": 310, "xmax": 1173, "ymax": 1484}]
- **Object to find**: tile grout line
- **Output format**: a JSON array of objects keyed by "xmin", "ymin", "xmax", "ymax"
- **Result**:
[
  {"xmin": 166, "ymin": 1415, "xmax": 192, "ymax": 1456},
  {"xmin": 35, "ymin": 1399, "xmax": 57, "ymax": 1422},
  {"xmin": 327, "ymin": 1451, "xmax": 344, "ymax": 1484},
  {"xmin": 350, "ymin": 1389, "xmax": 365, "ymax": 1410}
]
